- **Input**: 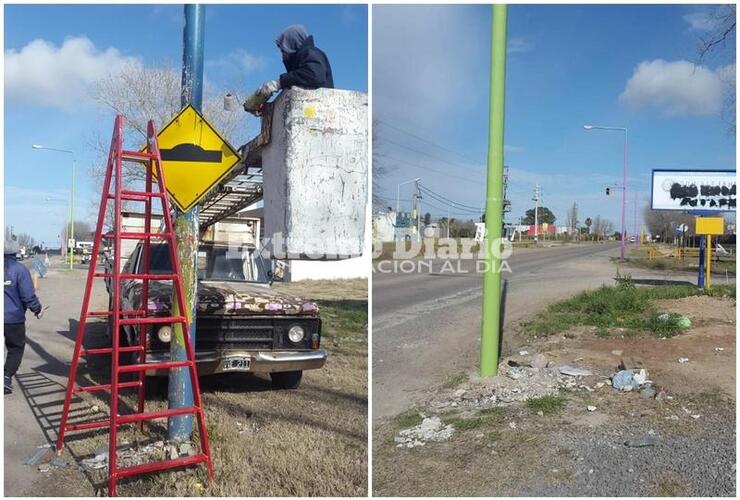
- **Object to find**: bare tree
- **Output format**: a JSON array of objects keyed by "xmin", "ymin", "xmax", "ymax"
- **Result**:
[
  {"xmin": 642, "ymin": 205, "xmax": 697, "ymax": 242},
  {"xmin": 61, "ymin": 221, "xmax": 94, "ymax": 241},
  {"xmin": 87, "ymin": 61, "xmax": 256, "ymax": 225},
  {"xmin": 694, "ymin": 5, "xmax": 736, "ymax": 135},
  {"xmin": 566, "ymin": 202, "xmax": 578, "ymax": 235},
  {"xmin": 591, "ymin": 215, "xmax": 614, "ymax": 240},
  {"xmin": 371, "ymin": 119, "xmax": 388, "ymax": 208}
]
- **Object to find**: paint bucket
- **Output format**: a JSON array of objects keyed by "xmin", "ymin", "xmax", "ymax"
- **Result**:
[{"xmin": 224, "ymin": 93, "xmax": 238, "ymax": 111}]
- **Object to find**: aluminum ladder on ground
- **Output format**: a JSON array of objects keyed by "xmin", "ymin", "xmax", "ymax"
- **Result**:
[{"xmin": 55, "ymin": 115, "xmax": 214, "ymax": 496}]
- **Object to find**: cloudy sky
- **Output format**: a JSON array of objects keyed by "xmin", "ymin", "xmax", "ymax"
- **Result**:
[
  {"xmin": 4, "ymin": 4, "xmax": 367, "ymax": 246},
  {"xmin": 373, "ymin": 4, "xmax": 736, "ymax": 232}
]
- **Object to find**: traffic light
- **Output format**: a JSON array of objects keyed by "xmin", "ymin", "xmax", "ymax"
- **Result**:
[{"xmin": 605, "ymin": 187, "xmax": 611, "ymax": 196}]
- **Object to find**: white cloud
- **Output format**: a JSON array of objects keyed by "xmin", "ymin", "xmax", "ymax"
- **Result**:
[
  {"xmin": 619, "ymin": 59, "xmax": 733, "ymax": 116},
  {"xmin": 373, "ymin": 5, "xmax": 487, "ymax": 126},
  {"xmin": 5, "ymin": 36, "xmax": 139, "ymax": 110},
  {"xmin": 213, "ymin": 48, "xmax": 266, "ymax": 73},
  {"xmin": 683, "ymin": 11, "xmax": 718, "ymax": 32},
  {"xmin": 507, "ymin": 37, "xmax": 533, "ymax": 54}
]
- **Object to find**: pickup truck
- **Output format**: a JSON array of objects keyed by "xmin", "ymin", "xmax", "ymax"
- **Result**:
[{"xmin": 105, "ymin": 241, "xmax": 326, "ymax": 389}]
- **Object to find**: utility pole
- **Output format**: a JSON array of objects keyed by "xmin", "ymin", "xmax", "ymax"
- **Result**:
[
  {"xmin": 169, "ymin": 3, "xmax": 204, "ymax": 442},
  {"xmin": 447, "ymin": 207, "xmax": 450, "ymax": 239},
  {"xmin": 413, "ymin": 179, "xmax": 421, "ymax": 240},
  {"xmin": 518, "ymin": 215, "xmax": 523, "ymax": 242},
  {"xmin": 633, "ymin": 192, "xmax": 638, "ymax": 247},
  {"xmin": 480, "ymin": 4, "xmax": 507, "ymax": 378},
  {"xmin": 532, "ymin": 184, "xmax": 540, "ymax": 244}
]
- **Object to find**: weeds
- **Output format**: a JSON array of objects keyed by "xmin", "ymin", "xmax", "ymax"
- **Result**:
[
  {"xmin": 526, "ymin": 395, "xmax": 565, "ymax": 415},
  {"xmin": 441, "ymin": 372, "xmax": 468, "ymax": 390},
  {"xmin": 394, "ymin": 410, "xmax": 423, "ymax": 429},
  {"xmin": 442, "ymin": 416, "xmax": 483, "ymax": 430},
  {"xmin": 522, "ymin": 283, "xmax": 735, "ymax": 337}
]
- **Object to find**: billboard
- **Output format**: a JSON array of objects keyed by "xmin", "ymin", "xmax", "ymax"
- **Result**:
[{"xmin": 651, "ymin": 169, "xmax": 736, "ymax": 212}]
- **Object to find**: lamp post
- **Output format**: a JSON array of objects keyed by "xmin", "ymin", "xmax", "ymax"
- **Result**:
[
  {"xmin": 33, "ymin": 145, "xmax": 76, "ymax": 270},
  {"xmin": 583, "ymin": 125, "xmax": 628, "ymax": 259}
]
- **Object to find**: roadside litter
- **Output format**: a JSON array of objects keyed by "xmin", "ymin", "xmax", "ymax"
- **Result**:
[
  {"xmin": 25, "ymin": 444, "xmax": 53, "ymax": 466},
  {"xmin": 610, "ymin": 368, "xmax": 665, "ymax": 401},
  {"xmin": 656, "ymin": 313, "xmax": 692, "ymax": 330},
  {"xmin": 559, "ymin": 365, "xmax": 593, "ymax": 377},
  {"xmin": 678, "ymin": 358, "xmax": 689, "ymax": 364},
  {"xmin": 395, "ymin": 417, "xmax": 454, "ymax": 449},
  {"xmin": 624, "ymin": 435, "xmax": 658, "ymax": 448}
]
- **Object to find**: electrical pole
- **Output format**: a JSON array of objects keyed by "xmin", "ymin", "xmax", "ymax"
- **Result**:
[
  {"xmin": 414, "ymin": 179, "xmax": 421, "ymax": 240},
  {"xmin": 633, "ymin": 192, "xmax": 638, "ymax": 247},
  {"xmin": 480, "ymin": 4, "xmax": 507, "ymax": 377},
  {"xmin": 169, "ymin": 3, "xmax": 204, "ymax": 442},
  {"xmin": 533, "ymin": 184, "xmax": 540, "ymax": 244}
]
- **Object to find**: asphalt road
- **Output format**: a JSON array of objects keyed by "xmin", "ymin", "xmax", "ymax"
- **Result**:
[{"xmin": 372, "ymin": 242, "xmax": 626, "ymax": 419}]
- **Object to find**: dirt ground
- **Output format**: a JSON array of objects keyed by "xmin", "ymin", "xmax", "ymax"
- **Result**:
[
  {"xmin": 6, "ymin": 265, "xmax": 367, "ymax": 497},
  {"xmin": 373, "ymin": 293, "xmax": 736, "ymax": 496}
]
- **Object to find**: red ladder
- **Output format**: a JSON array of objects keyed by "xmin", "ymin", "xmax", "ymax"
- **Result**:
[{"xmin": 55, "ymin": 115, "xmax": 214, "ymax": 495}]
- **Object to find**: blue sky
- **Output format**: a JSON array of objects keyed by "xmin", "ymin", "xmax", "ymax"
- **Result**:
[
  {"xmin": 373, "ymin": 4, "xmax": 736, "ymax": 233},
  {"xmin": 4, "ymin": 4, "xmax": 367, "ymax": 247}
]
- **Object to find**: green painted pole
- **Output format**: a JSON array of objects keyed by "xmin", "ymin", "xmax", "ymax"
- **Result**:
[{"xmin": 480, "ymin": 4, "xmax": 508, "ymax": 378}]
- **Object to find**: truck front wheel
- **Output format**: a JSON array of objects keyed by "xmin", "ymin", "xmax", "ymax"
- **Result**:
[{"xmin": 270, "ymin": 370, "xmax": 303, "ymax": 390}]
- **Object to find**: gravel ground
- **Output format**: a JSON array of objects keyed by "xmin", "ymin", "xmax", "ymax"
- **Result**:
[{"xmin": 523, "ymin": 408, "xmax": 736, "ymax": 496}]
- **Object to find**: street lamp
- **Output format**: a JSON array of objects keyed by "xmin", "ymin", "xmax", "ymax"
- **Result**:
[
  {"xmin": 583, "ymin": 124, "xmax": 628, "ymax": 259},
  {"xmin": 32, "ymin": 144, "xmax": 76, "ymax": 270}
]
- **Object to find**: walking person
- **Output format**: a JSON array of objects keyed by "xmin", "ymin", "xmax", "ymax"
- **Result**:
[{"xmin": 4, "ymin": 238, "xmax": 43, "ymax": 394}]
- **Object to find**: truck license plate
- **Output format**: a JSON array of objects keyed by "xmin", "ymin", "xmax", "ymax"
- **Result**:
[{"xmin": 222, "ymin": 357, "xmax": 250, "ymax": 371}]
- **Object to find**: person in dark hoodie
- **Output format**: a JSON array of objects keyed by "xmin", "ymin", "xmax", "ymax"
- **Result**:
[
  {"xmin": 250, "ymin": 25, "xmax": 334, "ymax": 107},
  {"xmin": 4, "ymin": 238, "xmax": 43, "ymax": 394}
]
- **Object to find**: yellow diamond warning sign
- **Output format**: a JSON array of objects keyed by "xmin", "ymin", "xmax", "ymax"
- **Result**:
[{"xmin": 152, "ymin": 104, "xmax": 240, "ymax": 212}]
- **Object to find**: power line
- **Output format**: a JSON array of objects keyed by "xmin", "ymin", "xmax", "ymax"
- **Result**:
[
  {"xmin": 420, "ymin": 191, "xmax": 482, "ymax": 215},
  {"xmin": 378, "ymin": 152, "xmax": 482, "ymax": 185},
  {"xmin": 379, "ymin": 136, "xmax": 484, "ymax": 173},
  {"xmin": 375, "ymin": 118, "xmax": 484, "ymax": 166},
  {"xmin": 418, "ymin": 184, "xmax": 483, "ymax": 211}
]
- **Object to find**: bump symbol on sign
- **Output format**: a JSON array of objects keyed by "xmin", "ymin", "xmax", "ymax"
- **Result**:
[{"xmin": 149, "ymin": 104, "xmax": 240, "ymax": 212}]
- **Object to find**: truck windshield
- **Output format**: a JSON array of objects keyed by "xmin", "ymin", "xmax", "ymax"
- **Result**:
[{"xmin": 145, "ymin": 244, "xmax": 270, "ymax": 284}]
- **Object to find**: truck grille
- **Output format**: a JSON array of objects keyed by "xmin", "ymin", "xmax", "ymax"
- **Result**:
[{"xmin": 195, "ymin": 316, "xmax": 320, "ymax": 350}]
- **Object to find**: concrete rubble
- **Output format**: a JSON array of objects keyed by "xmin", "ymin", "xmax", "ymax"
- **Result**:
[
  {"xmin": 395, "ymin": 416, "xmax": 455, "ymax": 449},
  {"xmin": 430, "ymin": 356, "xmax": 602, "ymax": 412},
  {"xmin": 79, "ymin": 440, "xmax": 198, "ymax": 471}
]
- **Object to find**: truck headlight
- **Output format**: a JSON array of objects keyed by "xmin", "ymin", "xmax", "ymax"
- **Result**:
[
  {"xmin": 288, "ymin": 325, "xmax": 305, "ymax": 343},
  {"xmin": 157, "ymin": 325, "xmax": 172, "ymax": 343}
]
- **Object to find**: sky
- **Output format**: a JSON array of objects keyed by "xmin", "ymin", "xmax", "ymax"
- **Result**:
[
  {"xmin": 4, "ymin": 3, "xmax": 368, "ymax": 247},
  {"xmin": 373, "ymin": 4, "xmax": 736, "ymax": 233}
]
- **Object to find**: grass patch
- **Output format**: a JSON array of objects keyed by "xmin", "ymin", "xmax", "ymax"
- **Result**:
[
  {"xmin": 394, "ymin": 410, "xmax": 423, "ymax": 429},
  {"xmin": 522, "ymin": 279, "xmax": 735, "ymax": 338},
  {"xmin": 441, "ymin": 372, "xmax": 468, "ymax": 390},
  {"xmin": 526, "ymin": 395, "xmax": 565, "ymax": 415},
  {"xmin": 442, "ymin": 416, "xmax": 483, "ymax": 430},
  {"xmin": 439, "ymin": 407, "xmax": 505, "ymax": 432}
]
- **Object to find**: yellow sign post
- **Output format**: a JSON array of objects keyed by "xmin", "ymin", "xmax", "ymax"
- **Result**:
[
  {"xmin": 695, "ymin": 217, "xmax": 725, "ymax": 289},
  {"xmin": 153, "ymin": 105, "xmax": 240, "ymax": 211}
]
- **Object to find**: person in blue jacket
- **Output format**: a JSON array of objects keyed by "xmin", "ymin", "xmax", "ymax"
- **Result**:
[
  {"xmin": 4, "ymin": 238, "xmax": 43, "ymax": 394},
  {"xmin": 249, "ymin": 24, "xmax": 334, "ymax": 107}
]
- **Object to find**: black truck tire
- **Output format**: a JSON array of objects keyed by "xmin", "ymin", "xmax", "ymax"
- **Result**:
[{"xmin": 270, "ymin": 370, "xmax": 303, "ymax": 390}]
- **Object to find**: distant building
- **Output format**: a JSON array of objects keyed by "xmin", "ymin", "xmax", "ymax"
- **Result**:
[{"xmin": 373, "ymin": 210, "xmax": 396, "ymax": 242}]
